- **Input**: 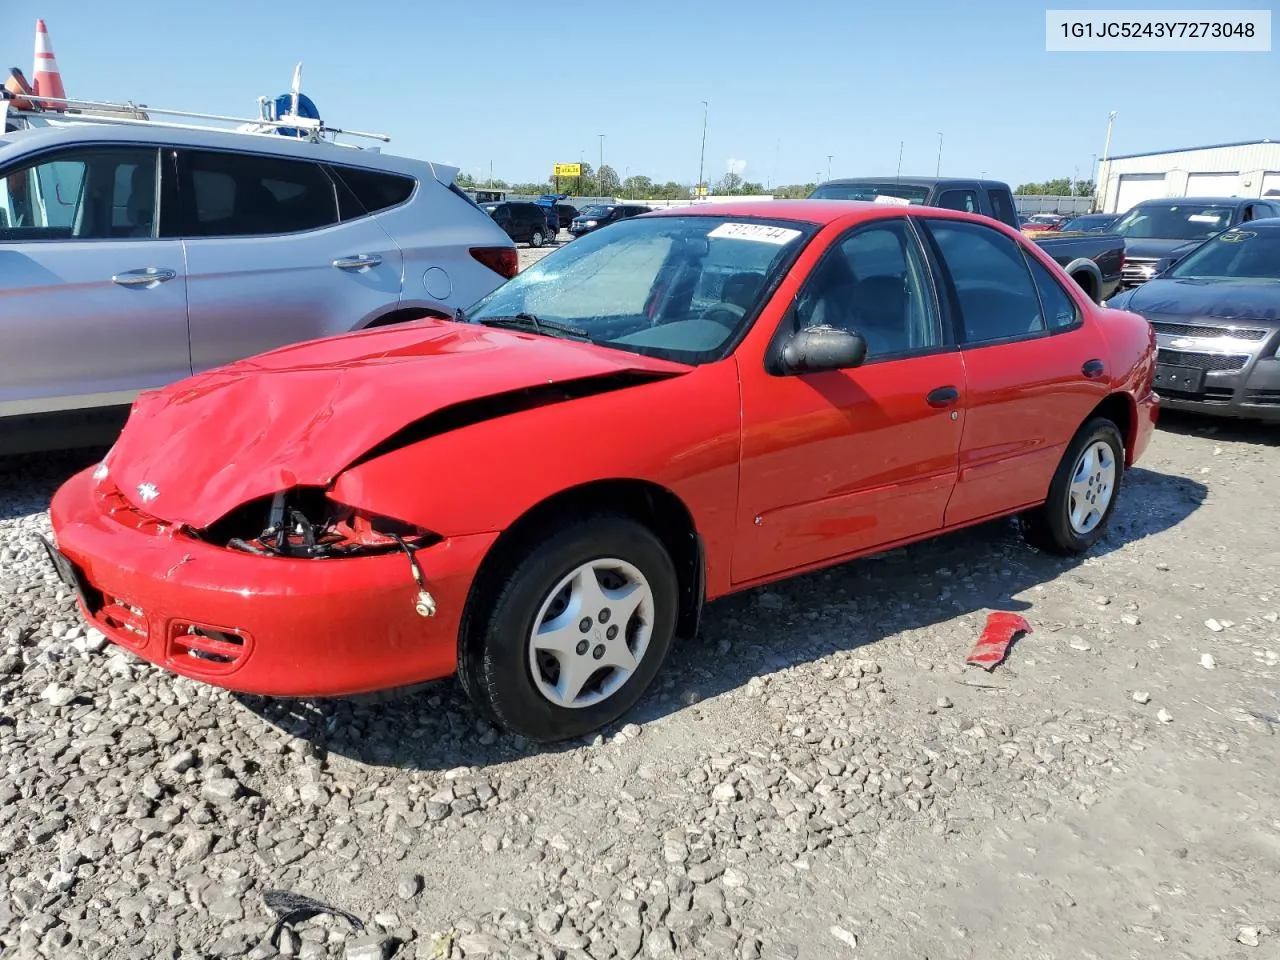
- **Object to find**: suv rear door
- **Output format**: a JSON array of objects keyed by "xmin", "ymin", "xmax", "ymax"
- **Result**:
[
  {"xmin": 0, "ymin": 144, "xmax": 190, "ymax": 418},
  {"xmin": 173, "ymin": 148, "xmax": 404, "ymax": 374}
]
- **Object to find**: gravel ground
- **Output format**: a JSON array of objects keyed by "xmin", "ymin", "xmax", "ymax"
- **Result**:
[{"xmin": 3, "ymin": 363, "xmax": 1279, "ymax": 957}]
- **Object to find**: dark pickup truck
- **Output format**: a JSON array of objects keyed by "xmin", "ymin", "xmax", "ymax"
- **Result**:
[{"xmin": 808, "ymin": 177, "xmax": 1125, "ymax": 303}]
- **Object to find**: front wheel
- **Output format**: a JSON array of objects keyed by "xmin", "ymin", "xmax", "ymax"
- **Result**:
[
  {"xmin": 463, "ymin": 515, "xmax": 679, "ymax": 742},
  {"xmin": 1021, "ymin": 417, "xmax": 1125, "ymax": 555}
]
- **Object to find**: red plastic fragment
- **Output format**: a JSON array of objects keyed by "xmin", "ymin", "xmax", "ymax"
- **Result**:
[{"xmin": 965, "ymin": 612, "xmax": 1032, "ymax": 671}]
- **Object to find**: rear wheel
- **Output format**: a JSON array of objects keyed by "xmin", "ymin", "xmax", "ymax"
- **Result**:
[
  {"xmin": 529, "ymin": 230, "xmax": 545, "ymax": 248},
  {"xmin": 464, "ymin": 515, "xmax": 678, "ymax": 742},
  {"xmin": 1021, "ymin": 417, "xmax": 1125, "ymax": 555}
]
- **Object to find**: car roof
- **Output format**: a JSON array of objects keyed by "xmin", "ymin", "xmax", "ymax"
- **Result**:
[
  {"xmin": 817, "ymin": 176, "xmax": 1010, "ymax": 189},
  {"xmin": 643, "ymin": 199, "xmax": 1004, "ymax": 226},
  {"xmin": 1133, "ymin": 196, "xmax": 1254, "ymax": 207},
  {"xmin": 0, "ymin": 121, "xmax": 456, "ymax": 183}
]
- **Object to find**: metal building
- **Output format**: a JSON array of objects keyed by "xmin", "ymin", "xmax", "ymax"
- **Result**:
[{"xmin": 1097, "ymin": 139, "xmax": 1280, "ymax": 214}]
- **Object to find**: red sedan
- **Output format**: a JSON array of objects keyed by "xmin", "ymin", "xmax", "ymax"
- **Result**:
[{"xmin": 46, "ymin": 201, "xmax": 1159, "ymax": 742}]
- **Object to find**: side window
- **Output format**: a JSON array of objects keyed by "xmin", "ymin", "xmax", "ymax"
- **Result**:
[
  {"xmin": 988, "ymin": 188, "xmax": 1018, "ymax": 228},
  {"xmin": 937, "ymin": 189, "xmax": 978, "ymax": 214},
  {"xmin": 1023, "ymin": 252, "xmax": 1079, "ymax": 330},
  {"xmin": 924, "ymin": 219, "xmax": 1046, "ymax": 344},
  {"xmin": 0, "ymin": 147, "xmax": 158, "ymax": 240},
  {"xmin": 330, "ymin": 165, "xmax": 415, "ymax": 221},
  {"xmin": 180, "ymin": 150, "xmax": 338, "ymax": 237},
  {"xmin": 794, "ymin": 218, "xmax": 941, "ymax": 360}
]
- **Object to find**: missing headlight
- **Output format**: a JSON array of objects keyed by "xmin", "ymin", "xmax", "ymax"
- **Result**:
[{"xmin": 203, "ymin": 488, "xmax": 439, "ymax": 560}]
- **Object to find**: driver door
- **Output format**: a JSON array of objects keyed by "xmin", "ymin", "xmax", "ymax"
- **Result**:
[{"xmin": 733, "ymin": 217, "xmax": 966, "ymax": 584}]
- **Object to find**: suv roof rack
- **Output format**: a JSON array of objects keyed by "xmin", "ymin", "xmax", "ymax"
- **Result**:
[{"xmin": 1, "ymin": 63, "xmax": 391, "ymax": 149}]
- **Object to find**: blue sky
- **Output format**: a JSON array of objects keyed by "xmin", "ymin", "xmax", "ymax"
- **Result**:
[{"xmin": 4, "ymin": 1, "xmax": 1275, "ymax": 188}]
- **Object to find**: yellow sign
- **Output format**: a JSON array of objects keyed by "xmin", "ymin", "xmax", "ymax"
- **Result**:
[{"xmin": 554, "ymin": 163, "xmax": 582, "ymax": 178}]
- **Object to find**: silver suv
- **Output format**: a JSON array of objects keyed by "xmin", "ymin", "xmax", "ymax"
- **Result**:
[{"xmin": 0, "ymin": 115, "xmax": 516, "ymax": 453}]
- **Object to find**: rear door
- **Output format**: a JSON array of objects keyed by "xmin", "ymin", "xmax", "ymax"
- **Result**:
[
  {"xmin": 918, "ymin": 217, "xmax": 1111, "ymax": 526},
  {"xmin": 0, "ymin": 144, "xmax": 189, "ymax": 418},
  {"xmin": 175, "ymin": 148, "xmax": 403, "ymax": 374}
]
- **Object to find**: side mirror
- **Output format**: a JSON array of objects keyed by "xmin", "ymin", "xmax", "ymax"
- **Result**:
[
  {"xmin": 1153, "ymin": 256, "xmax": 1178, "ymax": 277},
  {"xmin": 779, "ymin": 325, "xmax": 867, "ymax": 374}
]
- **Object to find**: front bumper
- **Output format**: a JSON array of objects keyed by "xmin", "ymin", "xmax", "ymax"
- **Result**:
[
  {"xmin": 1153, "ymin": 339, "xmax": 1280, "ymax": 423},
  {"xmin": 47, "ymin": 467, "xmax": 498, "ymax": 697}
]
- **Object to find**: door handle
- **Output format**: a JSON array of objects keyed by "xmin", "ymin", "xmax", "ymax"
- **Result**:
[
  {"xmin": 1082, "ymin": 358, "xmax": 1105, "ymax": 379},
  {"xmin": 332, "ymin": 253, "xmax": 383, "ymax": 270},
  {"xmin": 112, "ymin": 267, "xmax": 177, "ymax": 286},
  {"xmin": 926, "ymin": 385, "xmax": 960, "ymax": 408}
]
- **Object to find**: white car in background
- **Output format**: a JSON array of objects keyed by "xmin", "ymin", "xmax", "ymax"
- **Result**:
[{"xmin": 0, "ymin": 117, "xmax": 516, "ymax": 454}]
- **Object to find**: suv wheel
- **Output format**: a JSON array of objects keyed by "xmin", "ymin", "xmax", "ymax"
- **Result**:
[{"xmin": 529, "ymin": 230, "xmax": 545, "ymax": 248}]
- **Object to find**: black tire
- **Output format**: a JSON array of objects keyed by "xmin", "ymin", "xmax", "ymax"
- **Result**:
[
  {"xmin": 1021, "ymin": 417, "xmax": 1125, "ymax": 555},
  {"xmin": 529, "ymin": 230, "xmax": 545, "ymax": 248},
  {"xmin": 463, "ymin": 515, "xmax": 678, "ymax": 742}
]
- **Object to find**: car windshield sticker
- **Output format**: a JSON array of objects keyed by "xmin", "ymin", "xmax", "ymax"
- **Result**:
[
  {"xmin": 872, "ymin": 194, "xmax": 913, "ymax": 206},
  {"xmin": 1220, "ymin": 230, "xmax": 1255, "ymax": 243},
  {"xmin": 707, "ymin": 222, "xmax": 803, "ymax": 245},
  {"xmin": 1188, "ymin": 213, "xmax": 1226, "ymax": 223}
]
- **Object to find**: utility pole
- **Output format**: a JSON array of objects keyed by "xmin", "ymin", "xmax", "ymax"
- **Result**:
[
  {"xmin": 936, "ymin": 132, "xmax": 943, "ymax": 177},
  {"xmin": 1100, "ymin": 110, "xmax": 1117, "ymax": 212},
  {"xmin": 896, "ymin": 141, "xmax": 904, "ymax": 179},
  {"xmin": 698, "ymin": 100, "xmax": 708, "ymax": 197}
]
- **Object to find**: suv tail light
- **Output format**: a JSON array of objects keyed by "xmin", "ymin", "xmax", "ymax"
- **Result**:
[{"xmin": 470, "ymin": 246, "xmax": 519, "ymax": 280}]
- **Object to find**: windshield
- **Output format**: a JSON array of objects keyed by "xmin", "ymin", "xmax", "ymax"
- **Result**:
[
  {"xmin": 1111, "ymin": 203, "xmax": 1235, "ymax": 240},
  {"xmin": 1168, "ymin": 227, "xmax": 1280, "ymax": 281},
  {"xmin": 808, "ymin": 182, "xmax": 929, "ymax": 204},
  {"xmin": 464, "ymin": 215, "xmax": 815, "ymax": 364},
  {"xmin": 579, "ymin": 205, "xmax": 612, "ymax": 218}
]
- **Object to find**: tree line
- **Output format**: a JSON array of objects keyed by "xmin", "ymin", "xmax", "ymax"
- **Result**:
[
  {"xmin": 455, "ymin": 167, "xmax": 1099, "ymax": 201},
  {"xmin": 455, "ymin": 164, "xmax": 814, "ymax": 200},
  {"xmin": 1015, "ymin": 178, "xmax": 1096, "ymax": 197}
]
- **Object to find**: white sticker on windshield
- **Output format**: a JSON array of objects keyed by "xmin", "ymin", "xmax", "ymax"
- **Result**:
[
  {"xmin": 707, "ymin": 222, "xmax": 803, "ymax": 245},
  {"xmin": 1188, "ymin": 214, "xmax": 1224, "ymax": 223},
  {"xmin": 872, "ymin": 194, "xmax": 912, "ymax": 206}
]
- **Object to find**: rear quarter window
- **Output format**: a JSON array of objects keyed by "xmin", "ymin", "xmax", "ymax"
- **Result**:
[
  {"xmin": 330, "ymin": 165, "xmax": 416, "ymax": 221},
  {"xmin": 987, "ymin": 188, "xmax": 1018, "ymax": 228}
]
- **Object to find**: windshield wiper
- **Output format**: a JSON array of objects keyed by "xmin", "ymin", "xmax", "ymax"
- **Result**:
[{"xmin": 477, "ymin": 313, "xmax": 591, "ymax": 341}]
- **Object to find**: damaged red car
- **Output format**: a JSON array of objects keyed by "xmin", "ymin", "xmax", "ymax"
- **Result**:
[{"xmin": 46, "ymin": 201, "xmax": 1159, "ymax": 742}]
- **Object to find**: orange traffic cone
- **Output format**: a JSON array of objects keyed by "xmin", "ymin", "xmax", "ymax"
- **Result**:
[{"xmin": 32, "ymin": 19, "xmax": 66, "ymax": 110}]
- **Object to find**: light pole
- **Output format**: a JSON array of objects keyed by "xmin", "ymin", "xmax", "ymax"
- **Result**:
[
  {"xmin": 826, "ymin": 155, "xmax": 832, "ymax": 181},
  {"xmin": 698, "ymin": 100, "xmax": 708, "ymax": 197},
  {"xmin": 1099, "ymin": 110, "xmax": 1117, "ymax": 212},
  {"xmin": 936, "ymin": 132, "xmax": 943, "ymax": 177},
  {"xmin": 896, "ymin": 141, "xmax": 904, "ymax": 179},
  {"xmin": 598, "ymin": 133, "xmax": 604, "ymax": 178}
]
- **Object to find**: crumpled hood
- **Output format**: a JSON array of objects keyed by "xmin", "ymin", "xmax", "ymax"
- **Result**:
[
  {"xmin": 1121, "ymin": 277, "xmax": 1280, "ymax": 323},
  {"xmin": 102, "ymin": 320, "xmax": 690, "ymax": 530}
]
